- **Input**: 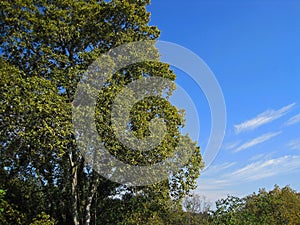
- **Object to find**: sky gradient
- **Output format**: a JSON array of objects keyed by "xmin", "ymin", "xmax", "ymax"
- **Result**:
[{"xmin": 148, "ymin": 0, "xmax": 300, "ymax": 204}]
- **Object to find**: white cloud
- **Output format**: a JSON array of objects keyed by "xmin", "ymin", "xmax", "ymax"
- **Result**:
[
  {"xmin": 224, "ymin": 141, "xmax": 241, "ymax": 150},
  {"xmin": 196, "ymin": 155, "xmax": 300, "ymax": 203},
  {"xmin": 229, "ymin": 155, "xmax": 300, "ymax": 182},
  {"xmin": 249, "ymin": 151, "xmax": 276, "ymax": 162},
  {"xmin": 234, "ymin": 131, "xmax": 281, "ymax": 153},
  {"xmin": 285, "ymin": 113, "xmax": 300, "ymax": 126},
  {"xmin": 202, "ymin": 162, "xmax": 236, "ymax": 176},
  {"xmin": 234, "ymin": 103, "xmax": 296, "ymax": 134},
  {"xmin": 287, "ymin": 139, "xmax": 300, "ymax": 151}
]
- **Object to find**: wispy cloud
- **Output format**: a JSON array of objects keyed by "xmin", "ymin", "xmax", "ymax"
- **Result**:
[
  {"xmin": 197, "ymin": 155, "xmax": 300, "ymax": 202},
  {"xmin": 224, "ymin": 141, "xmax": 241, "ymax": 150},
  {"xmin": 234, "ymin": 103, "xmax": 296, "ymax": 134},
  {"xmin": 287, "ymin": 139, "xmax": 300, "ymax": 151},
  {"xmin": 203, "ymin": 162, "xmax": 236, "ymax": 176},
  {"xmin": 285, "ymin": 113, "xmax": 300, "ymax": 126},
  {"xmin": 249, "ymin": 152, "xmax": 276, "ymax": 162},
  {"xmin": 229, "ymin": 155, "xmax": 300, "ymax": 182},
  {"xmin": 234, "ymin": 132, "xmax": 281, "ymax": 153}
]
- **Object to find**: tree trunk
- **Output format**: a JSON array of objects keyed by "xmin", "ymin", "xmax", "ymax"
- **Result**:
[
  {"xmin": 84, "ymin": 172, "xmax": 99, "ymax": 225},
  {"xmin": 70, "ymin": 153, "xmax": 80, "ymax": 225}
]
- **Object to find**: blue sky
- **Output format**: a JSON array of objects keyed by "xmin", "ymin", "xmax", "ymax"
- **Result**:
[{"xmin": 148, "ymin": 0, "xmax": 300, "ymax": 204}]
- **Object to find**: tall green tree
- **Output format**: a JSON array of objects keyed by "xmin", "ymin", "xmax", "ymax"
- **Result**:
[{"xmin": 0, "ymin": 0, "xmax": 203, "ymax": 224}]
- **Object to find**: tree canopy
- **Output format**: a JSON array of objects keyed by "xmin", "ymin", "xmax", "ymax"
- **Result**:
[{"xmin": 0, "ymin": 0, "xmax": 203, "ymax": 224}]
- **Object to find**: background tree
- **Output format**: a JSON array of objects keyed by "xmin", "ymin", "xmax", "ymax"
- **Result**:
[
  {"xmin": 212, "ymin": 185, "xmax": 300, "ymax": 225},
  {"xmin": 213, "ymin": 195, "xmax": 245, "ymax": 225},
  {"xmin": 0, "ymin": 0, "xmax": 203, "ymax": 224},
  {"xmin": 182, "ymin": 194, "xmax": 212, "ymax": 225},
  {"xmin": 241, "ymin": 185, "xmax": 300, "ymax": 224},
  {"xmin": 183, "ymin": 194, "xmax": 211, "ymax": 214}
]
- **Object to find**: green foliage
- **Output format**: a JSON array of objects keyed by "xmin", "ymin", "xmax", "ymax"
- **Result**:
[
  {"xmin": 0, "ymin": 189, "xmax": 26, "ymax": 225},
  {"xmin": 241, "ymin": 185, "xmax": 300, "ymax": 224},
  {"xmin": 213, "ymin": 196, "xmax": 245, "ymax": 225},
  {"xmin": 30, "ymin": 212, "xmax": 55, "ymax": 225},
  {"xmin": 213, "ymin": 185, "xmax": 300, "ymax": 225}
]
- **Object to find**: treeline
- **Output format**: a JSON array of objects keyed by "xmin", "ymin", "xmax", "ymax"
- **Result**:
[
  {"xmin": 1, "ymin": 185, "xmax": 299, "ymax": 224},
  {"xmin": 182, "ymin": 185, "xmax": 300, "ymax": 225}
]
